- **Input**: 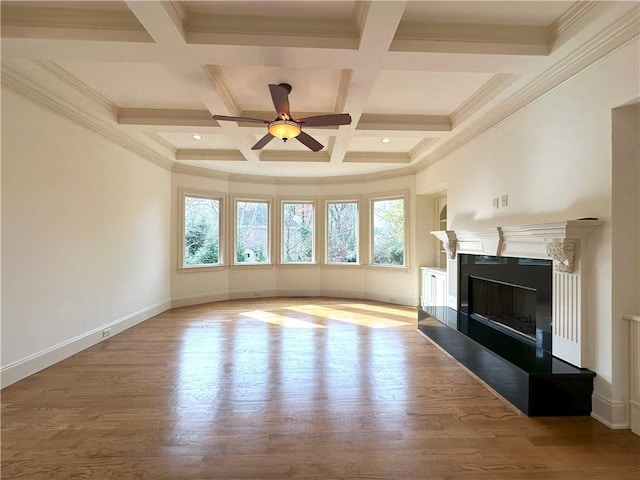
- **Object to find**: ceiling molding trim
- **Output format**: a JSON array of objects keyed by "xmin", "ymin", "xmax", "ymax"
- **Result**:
[
  {"xmin": 32, "ymin": 60, "xmax": 118, "ymax": 116},
  {"xmin": 552, "ymin": 1, "xmax": 599, "ymax": 37},
  {"xmin": 451, "ymin": 73, "xmax": 518, "ymax": 128},
  {"xmin": 204, "ymin": 65, "xmax": 241, "ymax": 116},
  {"xmin": 409, "ymin": 138, "xmax": 437, "ymax": 160},
  {"xmin": 118, "ymin": 108, "xmax": 218, "ymax": 127},
  {"xmin": 144, "ymin": 132, "xmax": 177, "ymax": 155},
  {"xmin": 417, "ymin": 6, "xmax": 640, "ymax": 171},
  {"xmin": 172, "ymin": 163, "xmax": 231, "ymax": 181},
  {"xmin": 176, "ymin": 149, "xmax": 246, "ymax": 161},
  {"xmin": 167, "ymin": 1, "xmax": 188, "ymax": 25},
  {"xmin": 357, "ymin": 114, "xmax": 451, "ymax": 132},
  {"xmin": 1, "ymin": 6, "xmax": 153, "ymax": 42},
  {"xmin": 260, "ymin": 151, "xmax": 331, "ymax": 163},
  {"xmin": 1, "ymin": 66, "xmax": 173, "ymax": 171},
  {"xmin": 334, "ymin": 69, "xmax": 353, "ymax": 114},
  {"xmin": 343, "ymin": 152, "xmax": 411, "ymax": 163},
  {"xmin": 172, "ymin": 162, "xmax": 416, "ymax": 186},
  {"xmin": 392, "ymin": 22, "xmax": 551, "ymax": 55},
  {"xmin": 351, "ymin": 0, "xmax": 369, "ymax": 34}
]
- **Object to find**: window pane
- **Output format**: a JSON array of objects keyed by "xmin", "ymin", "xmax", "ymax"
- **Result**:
[
  {"xmin": 282, "ymin": 203, "xmax": 314, "ymax": 263},
  {"xmin": 372, "ymin": 198, "xmax": 404, "ymax": 266},
  {"xmin": 184, "ymin": 196, "xmax": 220, "ymax": 266},
  {"xmin": 327, "ymin": 202, "xmax": 358, "ymax": 263},
  {"xmin": 236, "ymin": 201, "xmax": 269, "ymax": 263}
]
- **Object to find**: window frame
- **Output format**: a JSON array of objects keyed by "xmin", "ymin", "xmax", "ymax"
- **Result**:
[
  {"xmin": 369, "ymin": 193, "xmax": 408, "ymax": 269},
  {"xmin": 324, "ymin": 198, "xmax": 361, "ymax": 266},
  {"xmin": 233, "ymin": 196, "xmax": 273, "ymax": 266},
  {"xmin": 280, "ymin": 199, "xmax": 317, "ymax": 265},
  {"xmin": 178, "ymin": 188, "xmax": 225, "ymax": 272}
]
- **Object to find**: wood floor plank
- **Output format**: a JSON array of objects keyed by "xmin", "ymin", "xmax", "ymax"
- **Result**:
[{"xmin": 2, "ymin": 298, "xmax": 639, "ymax": 479}]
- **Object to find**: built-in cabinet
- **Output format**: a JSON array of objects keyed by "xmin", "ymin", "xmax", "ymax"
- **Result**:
[{"xmin": 421, "ymin": 267, "xmax": 447, "ymax": 307}]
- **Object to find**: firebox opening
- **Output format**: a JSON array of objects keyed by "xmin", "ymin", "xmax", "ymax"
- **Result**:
[{"xmin": 469, "ymin": 276, "xmax": 537, "ymax": 340}]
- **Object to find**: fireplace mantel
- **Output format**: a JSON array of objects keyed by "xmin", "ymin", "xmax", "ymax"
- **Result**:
[
  {"xmin": 431, "ymin": 220, "xmax": 603, "ymax": 273},
  {"xmin": 430, "ymin": 220, "xmax": 603, "ymax": 368}
]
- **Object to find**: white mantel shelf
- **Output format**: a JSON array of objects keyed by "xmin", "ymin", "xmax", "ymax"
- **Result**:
[{"xmin": 431, "ymin": 220, "xmax": 603, "ymax": 273}]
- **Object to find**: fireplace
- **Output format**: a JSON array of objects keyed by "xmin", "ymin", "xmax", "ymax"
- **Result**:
[
  {"xmin": 469, "ymin": 276, "xmax": 537, "ymax": 339},
  {"xmin": 459, "ymin": 254, "xmax": 552, "ymax": 353}
]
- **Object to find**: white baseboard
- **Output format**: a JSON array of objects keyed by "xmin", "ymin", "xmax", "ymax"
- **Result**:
[
  {"xmin": 365, "ymin": 291, "xmax": 417, "ymax": 306},
  {"xmin": 1, "ymin": 299, "xmax": 171, "ymax": 388},
  {"xmin": 171, "ymin": 292, "xmax": 229, "ymax": 308},
  {"xmin": 591, "ymin": 392, "xmax": 630, "ymax": 429}
]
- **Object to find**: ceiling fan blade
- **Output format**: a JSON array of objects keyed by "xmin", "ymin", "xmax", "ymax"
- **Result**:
[
  {"xmin": 298, "ymin": 113, "xmax": 352, "ymax": 127},
  {"xmin": 295, "ymin": 131, "xmax": 324, "ymax": 152},
  {"xmin": 213, "ymin": 115, "xmax": 268, "ymax": 124},
  {"xmin": 268, "ymin": 84, "xmax": 291, "ymax": 118},
  {"xmin": 251, "ymin": 133, "xmax": 274, "ymax": 150}
]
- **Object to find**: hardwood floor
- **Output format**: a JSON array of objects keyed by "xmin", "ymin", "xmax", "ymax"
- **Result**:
[{"xmin": 2, "ymin": 297, "xmax": 639, "ymax": 479}]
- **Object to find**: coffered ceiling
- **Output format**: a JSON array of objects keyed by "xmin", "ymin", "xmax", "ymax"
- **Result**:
[{"xmin": 2, "ymin": 1, "xmax": 638, "ymax": 179}]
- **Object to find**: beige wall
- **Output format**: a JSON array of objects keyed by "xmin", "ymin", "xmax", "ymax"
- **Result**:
[
  {"xmin": 416, "ymin": 39, "xmax": 640, "ymax": 428},
  {"xmin": 1, "ymin": 91, "xmax": 172, "ymax": 387}
]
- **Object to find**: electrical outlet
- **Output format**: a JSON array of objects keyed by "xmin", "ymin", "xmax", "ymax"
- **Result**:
[
  {"xmin": 501, "ymin": 194, "xmax": 509, "ymax": 207},
  {"xmin": 493, "ymin": 197, "xmax": 500, "ymax": 209},
  {"xmin": 102, "ymin": 328, "xmax": 111, "ymax": 338}
]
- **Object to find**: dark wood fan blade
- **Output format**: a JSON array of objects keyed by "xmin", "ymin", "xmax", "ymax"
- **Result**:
[
  {"xmin": 295, "ymin": 131, "xmax": 324, "ymax": 152},
  {"xmin": 298, "ymin": 113, "xmax": 352, "ymax": 127},
  {"xmin": 268, "ymin": 84, "xmax": 291, "ymax": 118},
  {"xmin": 213, "ymin": 115, "xmax": 268, "ymax": 124},
  {"xmin": 251, "ymin": 133, "xmax": 274, "ymax": 150}
]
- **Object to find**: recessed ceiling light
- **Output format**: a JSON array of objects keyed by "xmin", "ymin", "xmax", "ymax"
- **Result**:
[
  {"xmin": 192, "ymin": 134, "xmax": 203, "ymax": 140},
  {"xmin": 381, "ymin": 137, "xmax": 391, "ymax": 144}
]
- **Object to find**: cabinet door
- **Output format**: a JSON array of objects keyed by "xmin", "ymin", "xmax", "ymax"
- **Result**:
[
  {"xmin": 421, "ymin": 270, "xmax": 433, "ymax": 307},
  {"xmin": 434, "ymin": 274, "xmax": 446, "ymax": 306}
]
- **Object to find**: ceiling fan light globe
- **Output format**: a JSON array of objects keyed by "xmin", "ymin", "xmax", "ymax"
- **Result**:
[{"xmin": 268, "ymin": 120, "xmax": 301, "ymax": 140}]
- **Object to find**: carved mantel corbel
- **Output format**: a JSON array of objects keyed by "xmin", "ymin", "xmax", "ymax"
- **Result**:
[
  {"xmin": 431, "ymin": 230, "xmax": 457, "ymax": 260},
  {"xmin": 545, "ymin": 240, "xmax": 576, "ymax": 273}
]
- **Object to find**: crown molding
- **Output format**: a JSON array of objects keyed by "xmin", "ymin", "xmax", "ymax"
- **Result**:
[
  {"xmin": 357, "ymin": 114, "xmax": 451, "ymax": 132},
  {"xmin": 417, "ymin": 5, "xmax": 640, "ymax": 171},
  {"xmin": 185, "ymin": 14, "xmax": 359, "ymax": 50},
  {"xmin": 176, "ymin": 149, "xmax": 246, "ymax": 161},
  {"xmin": 204, "ymin": 65, "xmax": 240, "ymax": 116},
  {"xmin": 392, "ymin": 21, "xmax": 551, "ymax": 55},
  {"xmin": 144, "ymin": 132, "xmax": 177, "ymax": 155},
  {"xmin": 450, "ymin": 73, "xmax": 517, "ymax": 128},
  {"xmin": 260, "ymin": 151, "xmax": 330, "ymax": 163},
  {"xmin": 32, "ymin": 61, "xmax": 118, "ymax": 116},
  {"xmin": 343, "ymin": 152, "xmax": 411, "ymax": 164},
  {"xmin": 552, "ymin": 1, "xmax": 599, "ymax": 38},
  {"xmin": 1, "ymin": 66, "xmax": 173, "ymax": 171},
  {"xmin": 167, "ymin": 1, "xmax": 188, "ymax": 24},
  {"xmin": 1, "ymin": 5, "xmax": 152, "ymax": 42},
  {"xmin": 409, "ymin": 138, "xmax": 437, "ymax": 160},
  {"xmin": 118, "ymin": 108, "xmax": 218, "ymax": 127}
]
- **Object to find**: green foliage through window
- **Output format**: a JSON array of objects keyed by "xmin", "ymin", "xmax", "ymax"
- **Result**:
[
  {"xmin": 282, "ymin": 202, "xmax": 314, "ymax": 263},
  {"xmin": 236, "ymin": 201, "xmax": 269, "ymax": 263},
  {"xmin": 372, "ymin": 198, "xmax": 404, "ymax": 266},
  {"xmin": 327, "ymin": 202, "xmax": 358, "ymax": 263},
  {"xmin": 184, "ymin": 196, "xmax": 220, "ymax": 266}
]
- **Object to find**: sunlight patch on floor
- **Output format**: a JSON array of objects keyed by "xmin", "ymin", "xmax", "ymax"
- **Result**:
[
  {"xmin": 240, "ymin": 310, "xmax": 327, "ymax": 328},
  {"xmin": 344, "ymin": 303, "xmax": 415, "ymax": 319},
  {"xmin": 284, "ymin": 305, "xmax": 408, "ymax": 328}
]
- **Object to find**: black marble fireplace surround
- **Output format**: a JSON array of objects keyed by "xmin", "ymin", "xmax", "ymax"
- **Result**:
[{"xmin": 417, "ymin": 254, "xmax": 595, "ymax": 416}]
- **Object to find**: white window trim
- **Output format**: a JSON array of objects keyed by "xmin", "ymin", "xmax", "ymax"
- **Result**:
[
  {"xmin": 233, "ymin": 195, "xmax": 273, "ymax": 266},
  {"xmin": 279, "ymin": 198, "xmax": 317, "ymax": 265},
  {"xmin": 368, "ymin": 191, "xmax": 409, "ymax": 269},
  {"xmin": 324, "ymin": 197, "xmax": 362, "ymax": 266},
  {"xmin": 178, "ymin": 188, "xmax": 225, "ymax": 272}
]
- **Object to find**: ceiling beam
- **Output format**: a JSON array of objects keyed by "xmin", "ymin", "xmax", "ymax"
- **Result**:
[{"xmin": 125, "ymin": 1, "xmax": 186, "ymax": 45}]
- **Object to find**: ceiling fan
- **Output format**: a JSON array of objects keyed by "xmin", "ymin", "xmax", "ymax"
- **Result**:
[{"xmin": 213, "ymin": 83, "xmax": 352, "ymax": 152}]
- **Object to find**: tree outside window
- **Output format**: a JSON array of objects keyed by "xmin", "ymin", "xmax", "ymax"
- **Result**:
[
  {"xmin": 282, "ymin": 202, "xmax": 314, "ymax": 263},
  {"xmin": 236, "ymin": 200, "xmax": 269, "ymax": 263},
  {"xmin": 372, "ymin": 198, "xmax": 404, "ymax": 266},
  {"xmin": 327, "ymin": 202, "xmax": 358, "ymax": 264},
  {"xmin": 184, "ymin": 196, "xmax": 220, "ymax": 266}
]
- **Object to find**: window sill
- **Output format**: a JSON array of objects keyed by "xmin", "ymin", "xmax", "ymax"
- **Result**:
[{"xmin": 178, "ymin": 265, "xmax": 225, "ymax": 274}]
